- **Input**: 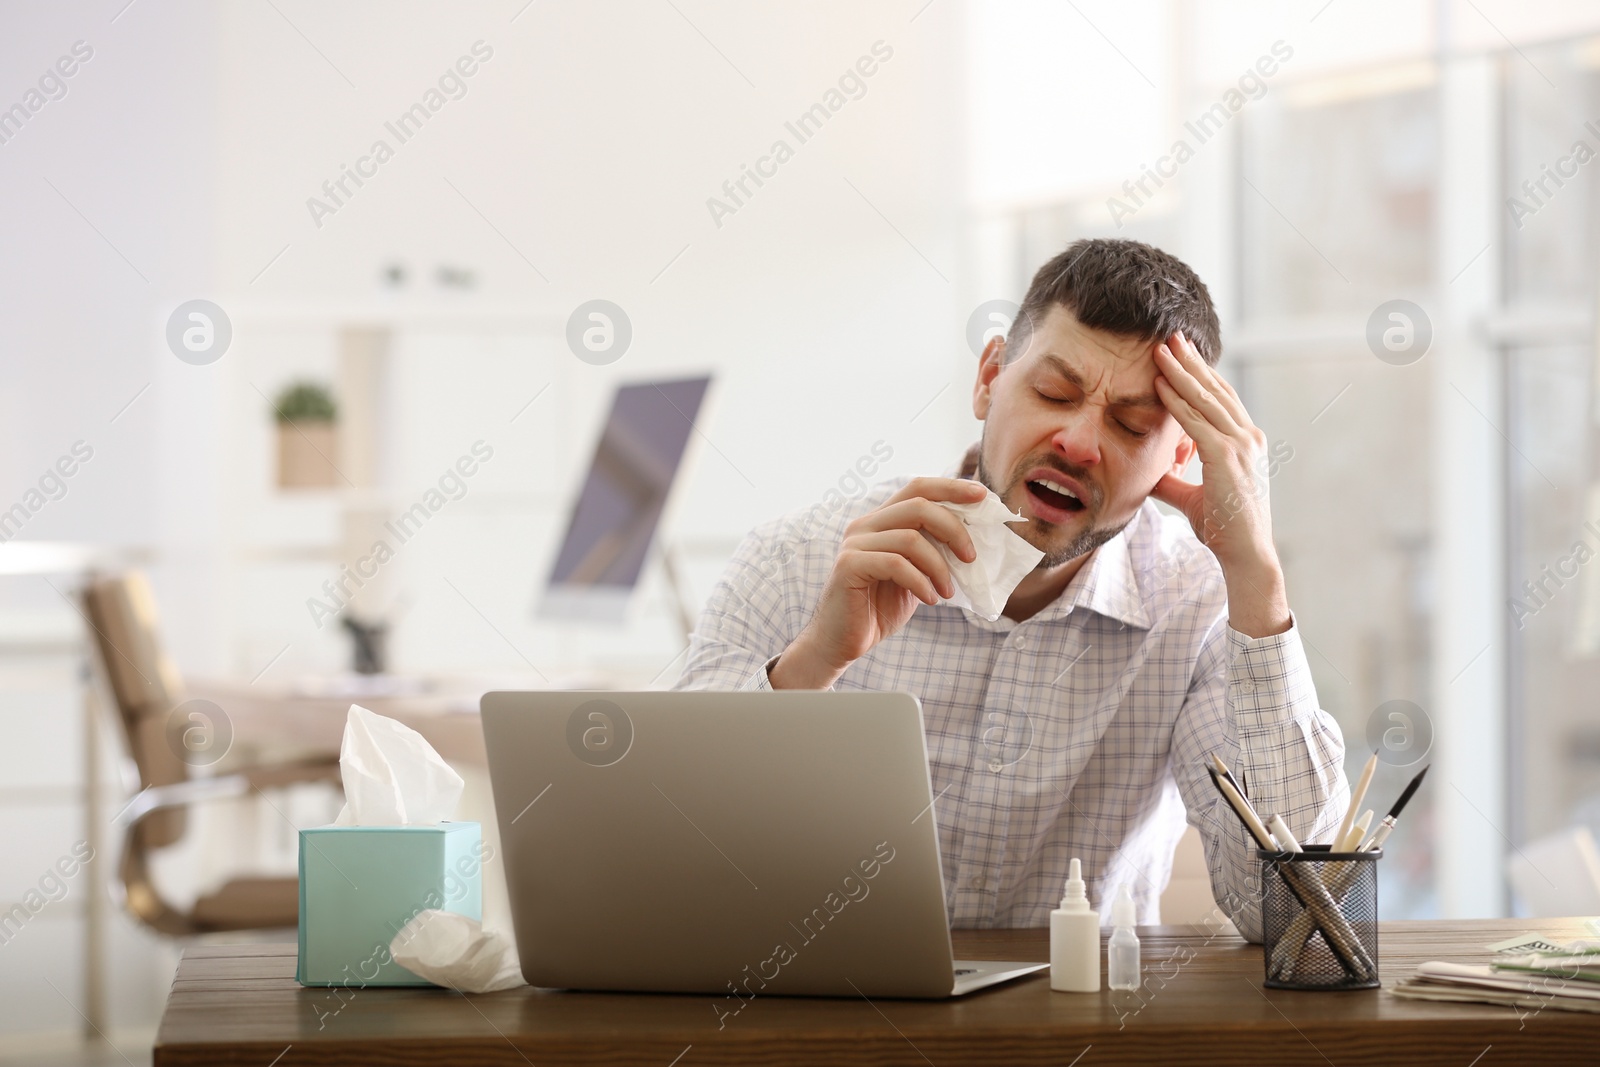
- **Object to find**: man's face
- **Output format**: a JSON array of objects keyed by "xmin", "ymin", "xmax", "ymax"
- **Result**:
[{"xmin": 972, "ymin": 304, "xmax": 1195, "ymax": 568}]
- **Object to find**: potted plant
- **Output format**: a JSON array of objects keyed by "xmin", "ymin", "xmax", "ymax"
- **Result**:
[{"xmin": 274, "ymin": 380, "xmax": 340, "ymax": 489}]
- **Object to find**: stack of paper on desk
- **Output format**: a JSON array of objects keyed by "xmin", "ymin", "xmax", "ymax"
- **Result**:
[{"xmin": 1392, "ymin": 937, "xmax": 1600, "ymax": 1015}]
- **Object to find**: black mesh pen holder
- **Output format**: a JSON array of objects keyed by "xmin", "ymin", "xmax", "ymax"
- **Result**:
[{"xmin": 1258, "ymin": 844, "xmax": 1381, "ymax": 990}]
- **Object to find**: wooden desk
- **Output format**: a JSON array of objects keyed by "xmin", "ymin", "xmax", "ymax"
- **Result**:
[
  {"xmin": 187, "ymin": 678, "xmax": 491, "ymax": 765},
  {"xmin": 155, "ymin": 918, "xmax": 1596, "ymax": 1066}
]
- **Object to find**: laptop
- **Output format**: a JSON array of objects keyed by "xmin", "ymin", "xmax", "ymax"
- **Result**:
[{"xmin": 481, "ymin": 690, "xmax": 1048, "ymax": 999}]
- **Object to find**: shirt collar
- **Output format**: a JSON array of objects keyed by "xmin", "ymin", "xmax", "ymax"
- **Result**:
[{"xmin": 944, "ymin": 442, "xmax": 1152, "ymax": 632}]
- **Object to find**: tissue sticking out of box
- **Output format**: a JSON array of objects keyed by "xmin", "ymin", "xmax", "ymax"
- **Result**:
[
  {"xmin": 390, "ymin": 909, "xmax": 525, "ymax": 993},
  {"xmin": 929, "ymin": 486, "xmax": 1046, "ymax": 621},
  {"xmin": 333, "ymin": 704, "xmax": 464, "ymax": 826}
]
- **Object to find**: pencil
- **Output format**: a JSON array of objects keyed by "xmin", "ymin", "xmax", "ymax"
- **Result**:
[
  {"xmin": 1211, "ymin": 753, "xmax": 1250, "ymax": 806},
  {"xmin": 1332, "ymin": 750, "xmax": 1378, "ymax": 848}
]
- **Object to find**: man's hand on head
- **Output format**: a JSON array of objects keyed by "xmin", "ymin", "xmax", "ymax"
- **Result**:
[
  {"xmin": 1148, "ymin": 330, "xmax": 1291, "ymax": 639},
  {"xmin": 768, "ymin": 477, "xmax": 986, "ymax": 689}
]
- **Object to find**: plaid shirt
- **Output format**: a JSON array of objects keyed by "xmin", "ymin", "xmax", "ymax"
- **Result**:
[{"xmin": 673, "ymin": 447, "xmax": 1348, "ymax": 939}]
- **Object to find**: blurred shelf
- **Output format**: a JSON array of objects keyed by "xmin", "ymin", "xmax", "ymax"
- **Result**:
[
  {"xmin": 222, "ymin": 301, "xmax": 565, "ymax": 332},
  {"xmin": 253, "ymin": 488, "xmax": 567, "ymax": 508},
  {"xmin": 1484, "ymin": 303, "xmax": 1591, "ymax": 345},
  {"xmin": 0, "ymin": 543, "xmax": 156, "ymax": 577}
]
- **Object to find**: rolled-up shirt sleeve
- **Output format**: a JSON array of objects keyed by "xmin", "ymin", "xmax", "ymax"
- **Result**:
[
  {"xmin": 673, "ymin": 523, "xmax": 810, "ymax": 692},
  {"xmin": 1170, "ymin": 612, "xmax": 1349, "ymax": 942}
]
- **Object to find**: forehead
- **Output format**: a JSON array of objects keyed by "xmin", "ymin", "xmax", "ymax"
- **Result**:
[{"xmin": 1017, "ymin": 304, "xmax": 1159, "ymax": 387}]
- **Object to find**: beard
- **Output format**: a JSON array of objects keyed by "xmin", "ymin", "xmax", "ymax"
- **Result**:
[{"xmin": 975, "ymin": 433, "xmax": 1135, "ymax": 570}]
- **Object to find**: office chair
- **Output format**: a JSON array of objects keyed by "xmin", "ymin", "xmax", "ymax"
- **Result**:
[{"xmin": 82, "ymin": 571, "xmax": 341, "ymax": 936}]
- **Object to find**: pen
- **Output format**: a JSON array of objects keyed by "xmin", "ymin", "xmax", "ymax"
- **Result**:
[
  {"xmin": 1359, "ymin": 765, "xmax": 1428, "ymax": 853},
  {"xmin": 1331, "ymin": 750, "xmax": 1378, "ymax": 848}
]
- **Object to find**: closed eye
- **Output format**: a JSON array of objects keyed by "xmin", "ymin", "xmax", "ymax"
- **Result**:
[{"xmin": 1038, "ymin": 388, "xmax": 1149, "ymax": 436}]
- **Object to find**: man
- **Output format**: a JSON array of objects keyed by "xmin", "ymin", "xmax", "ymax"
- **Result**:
[{"xmin": 673, "ymin": 238, "xmax": 1348, "ymax": 939}]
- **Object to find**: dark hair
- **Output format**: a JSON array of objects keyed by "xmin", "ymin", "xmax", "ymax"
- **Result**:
[{"xmin": 1006, "ymin": 238, "xmax": 1221, "ymax": 367}]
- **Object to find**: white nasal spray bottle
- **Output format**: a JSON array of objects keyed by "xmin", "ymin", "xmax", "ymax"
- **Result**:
[{"xmin": 1050, "ymin": 857, "xmax": 1099, "ymax": 992}]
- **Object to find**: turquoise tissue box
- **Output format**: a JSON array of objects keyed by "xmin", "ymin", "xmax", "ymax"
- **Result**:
[{"xmin": 297, "ymin": 821, "xmax": 484, "ymax": 987}]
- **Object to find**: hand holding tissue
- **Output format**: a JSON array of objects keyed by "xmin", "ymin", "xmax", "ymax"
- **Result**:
[{"xmin": 929, "ymin": 487, "xmax": 1045, "ymax": 620}]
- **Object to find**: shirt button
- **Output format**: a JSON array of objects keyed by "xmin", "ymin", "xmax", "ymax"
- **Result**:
[
  {"xmin": 987, "ymin": 758, "xmax": 1004, "ymax": 773},
  {"xmin": 970, "ymin": 875, "xmax": 987, "ymax": 890},
  {"xmin": 1009, "ymin": 633, "xmax": 1027, "ymax": 650}
]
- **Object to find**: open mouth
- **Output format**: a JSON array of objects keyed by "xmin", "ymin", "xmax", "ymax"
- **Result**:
[{"xmin": 1026, "ymin": 478, "xmax": 1086, "ymax": 514}]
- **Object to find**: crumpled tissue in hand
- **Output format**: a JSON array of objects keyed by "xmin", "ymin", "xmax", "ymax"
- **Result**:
[
  {"xmin": 928, "ymin": 486, "xmax": 1046, "ymax": 621},
  {"xmin": 390, "ymin": 910, "xmax": 526, "ymax": 993},
  {"xmin": 333, "ymin": 704, "xmax": 464, "ymax": 826}
]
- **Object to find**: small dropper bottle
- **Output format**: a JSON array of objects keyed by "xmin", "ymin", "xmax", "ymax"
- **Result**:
[
  {"xmin": 1108, "ymin": 884, "xmax": 1141, "ymax": 991},
  {"xmin": 1049, "ymin": 858, "xmax": 1099, "ymax": 992}
]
